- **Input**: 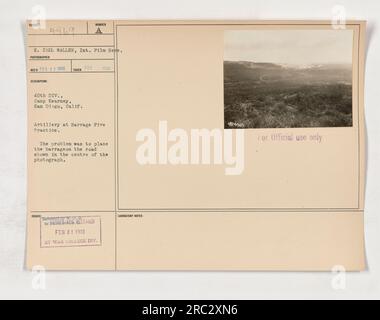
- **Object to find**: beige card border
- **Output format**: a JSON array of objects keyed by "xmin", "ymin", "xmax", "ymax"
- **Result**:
[{"xmin": 26, "ymin": 20, "xmax": 366, "ymax": 271}]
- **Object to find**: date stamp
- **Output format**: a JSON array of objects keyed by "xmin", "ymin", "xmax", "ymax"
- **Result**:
[{"xmin": 40, "ymin": 216, "xmax": 102, "ymax": 248}]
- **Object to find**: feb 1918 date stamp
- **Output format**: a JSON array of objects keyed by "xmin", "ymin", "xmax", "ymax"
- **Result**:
[{"xmin": 40, "ymin": 216, "xmax": 102, "ymax": 248}]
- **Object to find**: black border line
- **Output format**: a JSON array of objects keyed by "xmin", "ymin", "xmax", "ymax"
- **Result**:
[
  {"xmin": 115, "ymin": 23, "xmax": 361, "ymax": 26},
  {"xmin": 28, "ymin": 33, "xmax": 114, "ymax": 36},
  {"xmin": 31, "ymin": 209, "xmax": 364, "ymax": 213},
  {"xmin": 28, "ymin": 71, "xmax": 114, "ymax": 74},
  {"xmin": 357, "ymin": 26, "xmax": 361, "ymax": 209},
  {"xmin": 113, "ymin": 21, "xmax": 119, "ymax": 270},
  {"xmin": 29, "ymin": 58, "xmax": 115, "ymax": 61},
  {"xmin": 28, "ymin": 45, "xmax": 115, "ymax": 47}
]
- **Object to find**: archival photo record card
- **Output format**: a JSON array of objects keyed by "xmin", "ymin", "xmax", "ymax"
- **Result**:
[{"xmin": 26, "ymin": 20, "xmax": 366, "ymax": 270}]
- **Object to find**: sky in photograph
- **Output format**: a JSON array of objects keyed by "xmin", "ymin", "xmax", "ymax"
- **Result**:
[{"xmin": 224, "ymin": 29, "xmax": 353, "ymax": 65}]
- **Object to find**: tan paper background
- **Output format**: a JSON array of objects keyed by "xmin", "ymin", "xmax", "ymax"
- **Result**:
[{"xmin": 26, "ymin": 20, "xmax": 366, "ymax": 271}]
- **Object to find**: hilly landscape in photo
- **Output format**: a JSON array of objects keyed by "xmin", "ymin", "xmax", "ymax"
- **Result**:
[{"xmin": 224, "ymin": 61, "xmax": 353, "ymax": 128}]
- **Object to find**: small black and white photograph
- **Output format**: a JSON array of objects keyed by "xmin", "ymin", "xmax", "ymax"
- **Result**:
[{"xmin": 224, "ymin": 29, "xmax": 353, "ymax": 129}]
